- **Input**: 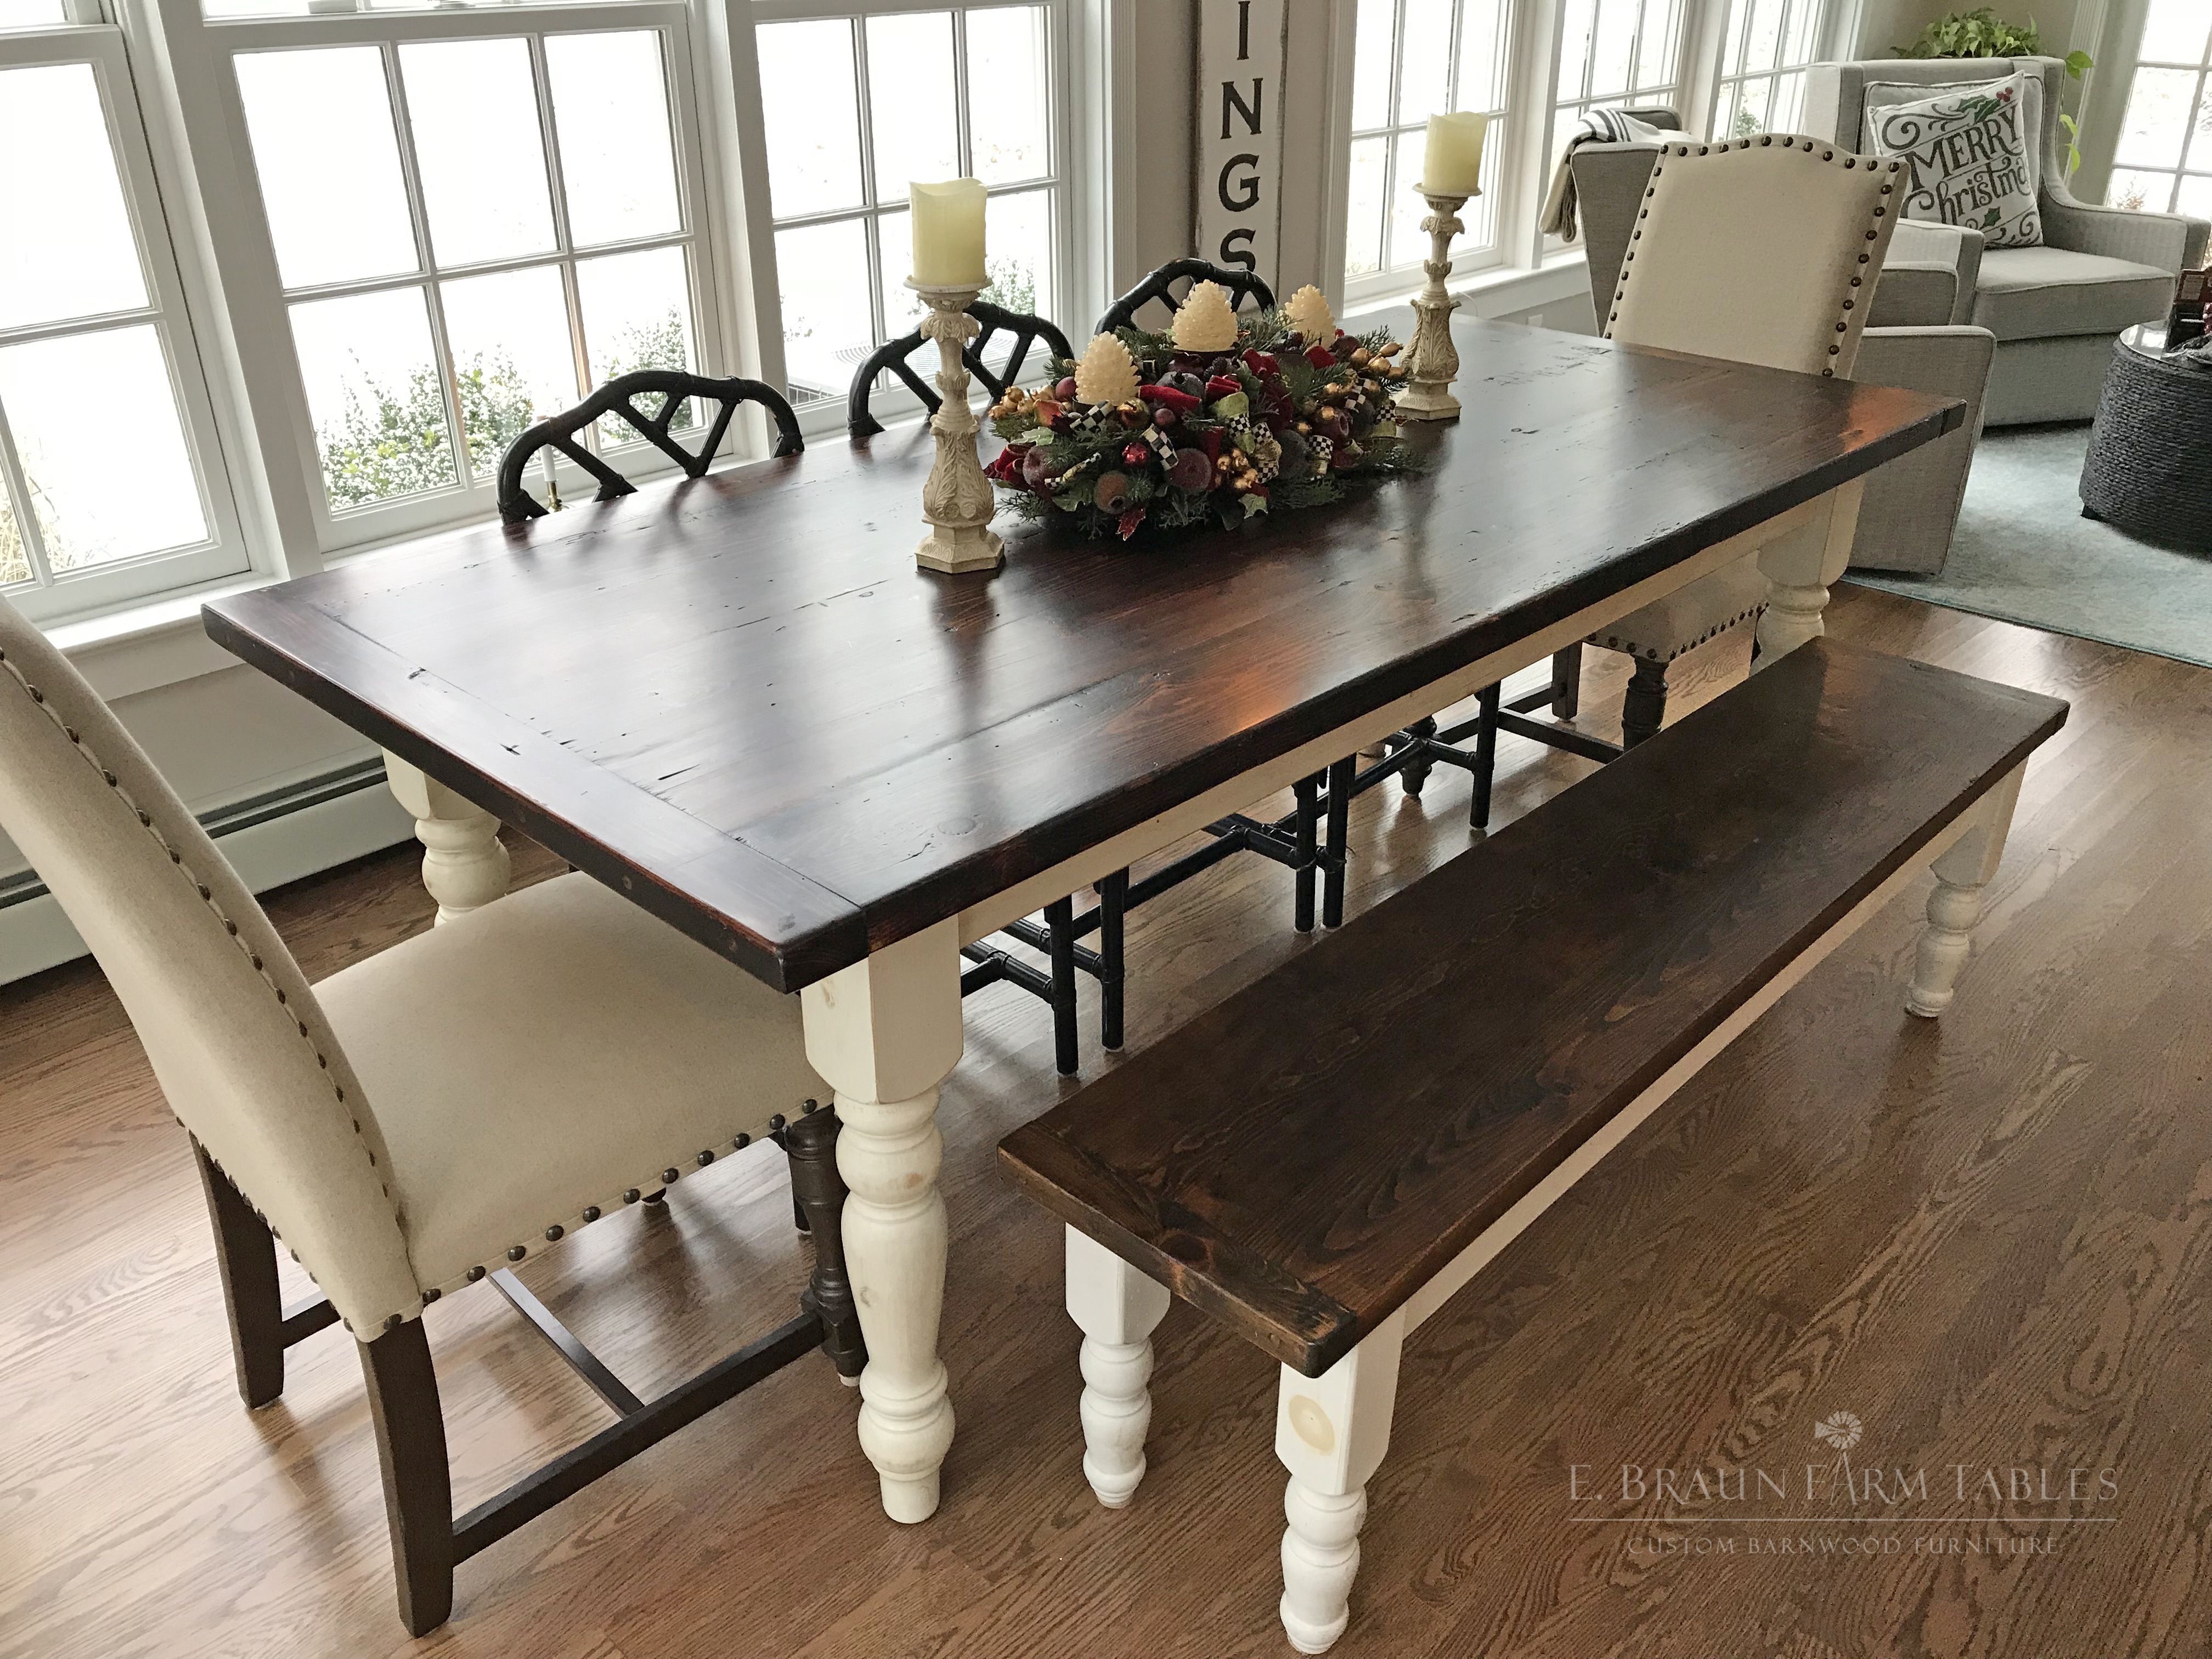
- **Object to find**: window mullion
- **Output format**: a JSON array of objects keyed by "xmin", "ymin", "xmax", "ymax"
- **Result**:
[
  {"xmin": 526, "ymin": 31, "xmax": 594, "ymax": 420},
  {"xmin": 952, "ymin": 6, "xmax": 974, "ymax": 179},
  {"xmin": 375, "ymin": 38, "xmax": 472, "ymax": 485},
  {"xmin": 0, "ymin": 398, "xmax": 57, "ymax": 589},
  {"xmin": 849, "ymin": 16, "xmax": 889, "ymax": 344}
]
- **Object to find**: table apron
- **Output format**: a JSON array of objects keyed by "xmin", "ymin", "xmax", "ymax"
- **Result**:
[{"xmin": 957, "ymin": 488, "xmax": 1830, "ymax": 948}]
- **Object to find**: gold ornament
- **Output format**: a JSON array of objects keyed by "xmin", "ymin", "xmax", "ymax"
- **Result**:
[
  {"xmin": 1171, "ymin": 281, "xmax": 1240, "ymax": 352},
  {"xmin": 1073, "ymin": 333, "xmax": 1141, "ymax": 405},
  {"xmin": 1285, "ymin": 284, "xmax": 1336, "ymax": 342}
]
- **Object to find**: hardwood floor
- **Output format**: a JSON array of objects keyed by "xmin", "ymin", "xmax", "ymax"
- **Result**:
[{"xmin": 4, "ymin": 587, "xmax": 2209, "ymax": 1658}]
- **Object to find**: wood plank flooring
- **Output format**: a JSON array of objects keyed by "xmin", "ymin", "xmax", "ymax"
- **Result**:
[{"xmin": 3, "ymin": 588, "xmax": 2209, "ymax": 1658}]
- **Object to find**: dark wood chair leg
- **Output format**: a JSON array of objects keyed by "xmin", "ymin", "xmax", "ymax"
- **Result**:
[
  {"xmin": 1292, "ymin": 772, "xmax": 1319, "ymax": 933},
  {"xmin": 1046, "ymin": 895, "xmax": 1079, "ymax": 1076},
  {"xmin": 360, "ymin": 1320, "xmax": 455, "ymax": 1638},
  {"xmin": 1470, "ymin": 682, "xmax": 1502, "ymax": 831},
  {"xmin": 1622, "ymin": 657, "xmax": 1670, "ymax": 748},
  {"xmin": 192, "ymin": 1139, "xmax": 287, "ymax": 1409},
  {"xmin": 1549, "ymin": 644, "xmax": 1582, "ymax": 719},
  {"xmin": 1322, "ymin": 756, "xmax": 1353, "ymax": 928},
  {"xmin": 1098, "ymin": 870, "xmax": 1127, "ymax": 1051},
  {"xmin": 784, "ymin": 1107, "xmax": 867, "ymax": 1383},
  {"xmin": 1400, "ymin": 715, "xmax": 1440, "ymax": 797}
]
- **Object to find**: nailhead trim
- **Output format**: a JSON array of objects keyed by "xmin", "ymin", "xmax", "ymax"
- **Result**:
[
  {"xmin": 1589, "ymin": 597, "xmax": 1767, "ymax": 662},
  {"xmin": 1600, "ymin": 136, "xmax": 1900, "ymax": 379},
  {"xmin": 0, "ymin": 640, "xmax": 411, "ymax": 1328}
]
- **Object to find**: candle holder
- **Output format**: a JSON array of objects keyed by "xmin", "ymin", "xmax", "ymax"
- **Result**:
[
  {"xmin": 909, "ymin": 279, "xmax": 1005, "ymax": 573},
  {"xmin": 1398, "ymin": 185, "xmax": 1472, "ymax": 422}
]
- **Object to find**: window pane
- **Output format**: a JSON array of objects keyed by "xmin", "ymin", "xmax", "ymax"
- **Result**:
[
  {"xmin": 2178, "ymin": 174, "xmax": 2212, "ymax": 217},
  {"xmin": 1387, "ymin": 129, "xmax": 1430, "ymax": 269},
  {"xmin": 238, "ymin": 48, "xmax": 416, "ymax": 290},
  {"xmin": 1589, "ymin": 0, "xmax": 1637, "ymax": 99},
  {"xmin": 2118, "ymin": 67, "xmax": 2199, "ymax": 169},
  {"xmin": 0, "ymin": 326, "xmax": 207, "ymax": 571},
  {"xmin": 2106, "ymin": 167, "xmax": 2175, "ymax": 212},
  {"xmin": 0, "ymin": 65, "xmax": 147, "ymax": 330},
  {"xmin": 2142, "ymin": 0, "xmax": 2212, "ymax": 64},
  {"xmin": 1345, "ymin": 134, "xmax": 1387, "ymax": 276},
  {"xmin": 775, "ymin": 217, "xmax": 871, "ymax": 405},
  {"xmin": 291, "ymin": 287, "xmax": 454, "ymax": 510},
  {"xmin": 1720, "ymin": 0, "xmax": 1751, "ymax": 75},
  {"xmin": 1395, "ymin": 0, "xmax": 1452, "ymax": 125},
  {"xmin": 1556, "ymin": 0, "xmax": 1595, "ymax": 101},
  {"xmin": 0, "ymin": 492, "xmax": 25, "ymax": 585},
  {"xmin": 758, "ymin": 19, "xmax": 864, "ymax": 217},
  {"xmin": 1351, "ymin": 0, "xmax": 1394, "ymax": 131},
  {"xmin": 878, "ymin": 208, "xmax": 922, "ymax": 341},
  {"xmin": 1769, "ymin": 68, "xmax": 1808, "ymax": 132},
  {"xmin": 578, "ymin": 244, "xmax": 692, "ymax": 387},
  {"xmin": 867, "ymin": 13, "xmax": 958, "ymax": 201},
  {"xmin": 1781, "ymin": 0, "xmax": 1819, "ymax": 67},
  {"xmin": 400, "ymin": 38, "xmax": 556, "ymax": 269},
  {"xmin": 545, "ymin": 32, "xmax": 682, "ymax": 247},
  {"xmin": 984, "ymin": 187, "xmax": 1053, "ymax": 323},
  {"xmin": 1639, "ymin": 0, "xmax": 1684, "ymax": 87},
  {"xmin": 1745, "ymin": 0, "xmax": 1784, "ymax": 74},
  {"xmin": 967, "ymin": 5, "xmax": 1052, "ymax": 184},
  {"xmin": 2191, "ymin": 87, "xmax": 2212, "ymax": 170},
  {"xmin": 0, "ymin": 0, "xmax": 65, "ymax": 26},
  {"xmin": 441, "ymin": 266, "xmax": 577, "ymax": 477},
  {"xmin": 1457, "ymin": 0, "xmax": 1510, "ymax": 112}
]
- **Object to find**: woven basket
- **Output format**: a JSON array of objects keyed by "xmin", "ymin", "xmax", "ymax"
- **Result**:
[{"xmin": 2079, "ymin": 328, "xmax": 2212, "ymax": 552}]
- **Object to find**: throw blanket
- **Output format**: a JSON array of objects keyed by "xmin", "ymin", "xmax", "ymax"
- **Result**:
[{"xmin": 1539, "ymin": 108, "xmax": 1695, "ymax": 243}]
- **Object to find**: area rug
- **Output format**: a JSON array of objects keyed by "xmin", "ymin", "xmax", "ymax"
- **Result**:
[{"xmin": 1844, "ymin": 424, "xmax": 2212, "ymax": 669}]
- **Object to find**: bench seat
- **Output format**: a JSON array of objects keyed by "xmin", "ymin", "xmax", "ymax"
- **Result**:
[{"xmin": 998, "ymin": 639, "xmax": 2065, "ymax": 1652}]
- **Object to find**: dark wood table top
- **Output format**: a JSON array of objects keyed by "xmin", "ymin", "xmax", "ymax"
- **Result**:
[{"xmin": 204, "ymin": 321, "xmax": 1962, "ymax": 992}]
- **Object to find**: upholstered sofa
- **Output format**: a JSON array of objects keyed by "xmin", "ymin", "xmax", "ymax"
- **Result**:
[
  {"xmin": 1803, "ymin": 56, "xmax": 2211, "ymax": 425},
  {"xmin": 1569, "ymin": 120, "xmax": 1994, "ymax": 575}
]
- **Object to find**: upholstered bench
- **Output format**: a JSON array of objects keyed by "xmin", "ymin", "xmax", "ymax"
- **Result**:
[{"xmin": 1000, "ymin": 641, "xmax": 2066, "ymax": 1652}]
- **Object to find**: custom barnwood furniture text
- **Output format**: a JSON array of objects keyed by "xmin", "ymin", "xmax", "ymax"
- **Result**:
[{"xmin": 1001, "ymin": 640, "xmax": 2066, "ymax": 1652}]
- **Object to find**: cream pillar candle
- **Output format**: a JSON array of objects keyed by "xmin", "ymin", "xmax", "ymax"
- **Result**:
[
  {"xmin": 910, "ymin": 179, "xmax": 988, "ymax": 287},
  {"xmin": 1421, "ymin": 112, "xmax": 1488, "ymax": 198}
]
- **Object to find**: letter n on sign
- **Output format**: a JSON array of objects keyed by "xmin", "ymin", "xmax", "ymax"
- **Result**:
[{"xmin": 1198, "ymin": 0, "xmax": 1285, "ymax": 290}]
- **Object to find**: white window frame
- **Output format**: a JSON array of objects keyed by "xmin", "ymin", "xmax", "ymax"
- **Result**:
[
  {"xmin": 746, "ymin": 0, "xmax": 1076, "ymax": 437},
  {"xmin": 0, "ymin": 22, "xmax": 251, "ymax": 623},
  {"xmin": 193, "ymin": 0, "xmax": 727, "ymax": 554},
  {"xmin": 2106, "ymin": 13, "xmax": 2212, "ymax": 214},
  {"xmin": 1702, "ymin": 0, "xmax": 1846, "ymax": 143}
]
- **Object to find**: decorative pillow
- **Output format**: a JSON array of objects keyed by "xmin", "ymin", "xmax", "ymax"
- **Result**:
[{"xmin": 1864, "ymin": 72, "xmax": 2042, "ymax": 248}]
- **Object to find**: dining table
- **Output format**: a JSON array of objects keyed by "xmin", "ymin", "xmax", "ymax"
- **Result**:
[{"xmin": 201, "ymin": 313, "xmax": 1963, "ymax": 1526}]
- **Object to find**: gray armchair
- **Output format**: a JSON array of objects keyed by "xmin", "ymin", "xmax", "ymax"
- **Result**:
[
  {"xmin": 1570, "ymin": 128, "xmax": 1993, "ymax": 574},
  {"xmin": 1804, "ymin": 56, "xmax": 2211, "ymax": 425}
]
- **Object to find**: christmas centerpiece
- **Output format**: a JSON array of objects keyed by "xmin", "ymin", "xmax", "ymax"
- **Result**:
[{"xmin": 984, "ymin": 281, "xmax": 1416, "ymax": 541}]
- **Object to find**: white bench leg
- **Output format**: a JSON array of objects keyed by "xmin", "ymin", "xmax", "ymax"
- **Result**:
[
  {"xmin": 1065, "ymin": 1228, "xmax": 1170, "ymax": 1508},
  {"xmin": 1276, "ymin": 1311, "xmax": 1406, "ymax": 1655},
  {"xmin": 1909, "ymin": 764, "xmax": 2024, "ymax": 1018}
]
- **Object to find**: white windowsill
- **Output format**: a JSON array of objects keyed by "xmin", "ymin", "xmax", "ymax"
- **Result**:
[
  {"xmin": 45, "ymin": 573, "xmax": 288, "ymax": 703},
  {"xmin": 1344, "ymin": 251, "xmax": 1592, "ymax": 328}
]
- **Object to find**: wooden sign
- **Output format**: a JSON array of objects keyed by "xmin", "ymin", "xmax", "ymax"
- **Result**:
[{"xmin": 1197, "ymin": 0, "xmax": 1285, "ymax": 289}]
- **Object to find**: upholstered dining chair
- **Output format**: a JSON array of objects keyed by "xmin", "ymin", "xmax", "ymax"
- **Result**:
[
  {"xmin": 1423, "ymin": 135, "xmax": 1905, "ymax": 830},
  {"xmin": 498, "ymin": 369, "xmax": 804, "ymax": 524},
  {"xmin": 847, "ymin": 298, "xmax": 1075, "ymax": 439},
  {"xmin": 0, "ymin": 594, "xmax": 858, "ymax": 1636}
]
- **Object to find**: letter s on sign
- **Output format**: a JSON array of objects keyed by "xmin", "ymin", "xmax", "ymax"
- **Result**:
[
  {"xmin": 1218, "ymin": 152, "xmax": 1261, "ymax": 212},
  {"xmin": 1217, "ymin": 227, "xmax": 1256, "ymax": 272}
]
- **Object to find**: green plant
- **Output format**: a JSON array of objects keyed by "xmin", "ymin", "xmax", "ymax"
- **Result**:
[{"xmin": 1895, "ymin": 10, "xmax": 2091, "ymax": 81}]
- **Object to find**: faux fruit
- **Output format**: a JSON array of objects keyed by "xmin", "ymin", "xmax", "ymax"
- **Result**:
[
  {"xmin": 1054, "ymin": 377, "xmax": 1078, "ymax": 400},
  {"xmin": 1094, "ymin": 471, "xmax": 1133, "ymax": 512},
  {"xmin": 1167, "ymin": 448, "xmax": 1212, "ymax": 492},
  {"xmin": 1020, "ymin": 448, "xmax": 1053, "ymax": 489}
]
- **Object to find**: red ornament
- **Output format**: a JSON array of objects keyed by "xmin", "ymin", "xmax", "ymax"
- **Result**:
[
  {"xmin": 1122, "ymin": 442, "xmax": 1151, "ymax": 467},
  {"xmin": 1304, "ymin": 343, "xmax": 1338, "ymax": 370},
  {"xmin": 1205, "ymin": 374, "xmax": 1243, "ymax": 400},
  {"xmin": 1138, "ymin": 383, "xmax": 1201, "ymax": 413}
]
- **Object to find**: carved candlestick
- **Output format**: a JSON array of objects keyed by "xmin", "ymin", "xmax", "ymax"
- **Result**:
[
  {"xmin": 909, "ymin": 279, "xmax": 1005, "ymax": 573},
  {"xmin": 1397, "ymin": 187, "xmax": 1472, "ymax": 422}
]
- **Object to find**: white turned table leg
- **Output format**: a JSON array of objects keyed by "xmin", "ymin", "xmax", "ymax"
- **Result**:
[
  {"xmin": 382, "ymin": 752, "xmax": 510, "ymax": 924},
  {"xmin": 802, "ymin": 919, "xmax": 965, "ymax": 1522},
  {"xmin": 1276, "ymin": 1311, "xmax": 1406, "ymax": 1655},
  {"xmin": 1909, "ymin": 765, "xmax": 2024, "ymax": 1019},
  {"xmin": 1753, "ymin": 479, "xmax": 1863, "ymax": 667},
  {"xmin": 1064, "ymin": 1228, "xmax": 1170, "ymax": 1508}
]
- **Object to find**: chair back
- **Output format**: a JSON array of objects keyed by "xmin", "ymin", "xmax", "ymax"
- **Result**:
[
  {"xmin": 846, "ymin": 301, "xmax": 1075, "ymax": 439},
  {"xmin": 1803, "ymin": 57, "xmax": 2067, "ymax": 199},
  {"xmin": 0, "ymin": 597, "xmax": 418, "ymax": 1334},
  {"xmin": 497, "ymin": 371, "xmax": 804, "ymax": 524},
  {"xmin": 1096, "ymin": 258, "xmax": 1274, "ymax": 336},
  {"xmin": 1605, "ymin": 136, "xmax": 1904, "ymax": 378}
]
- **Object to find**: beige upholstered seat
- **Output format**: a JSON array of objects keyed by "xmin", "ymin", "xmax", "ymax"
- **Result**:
[
  {"xmin": 317, "ymin": 870, "xmax": 822, "ymax": 1293},
  {"xmin": 0, "ymin": 592, "xmax": 839, "ymax": 1634}
]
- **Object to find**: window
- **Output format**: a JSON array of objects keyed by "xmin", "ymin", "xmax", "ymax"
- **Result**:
[
  {"xmin": 1344, "ymin": 0, "xmax": 1512, "ymax": 296},
  {"xmin": 0, "ymin": 24, "xmax": 248, "ymax": 620},
  {"xmin": 1550, "ymin": 0, "xmax": 1687, "ymax": 165},
  {"xmin": 217, "ymin": 3, "xmax": 716, "ymax": 541},
  {"xmin": 2109, "ymin": 0, "xmax": 2212, "ymax": 218},
  {"xmin": 751, "ymin": 1, "xmax": 1065, "ymax": 415},
  {"xmin": 1712, "ymin": 0, "xmax": 1826, "ymax": 138}
]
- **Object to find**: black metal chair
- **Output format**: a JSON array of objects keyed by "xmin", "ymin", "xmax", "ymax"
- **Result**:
[
  {"xmin": 1095, "ymin": 257, "xmax": 1274, "ymax": 335},
  {"xmin": 845, "ymin": 300, "xmax": 1074, "ymax": 440},
  {"xmin": 496, "ymin": 370, "xmax": 803, "ymax": 525},
  {"xmin": 847, "ymin": 302, "xmax": 1108, "ymax": 1078}
]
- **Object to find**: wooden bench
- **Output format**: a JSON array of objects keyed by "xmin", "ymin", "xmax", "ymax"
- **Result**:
[{"xmin": 998, "ymin": 640, "xmax": 2066, "ymax": 1654}]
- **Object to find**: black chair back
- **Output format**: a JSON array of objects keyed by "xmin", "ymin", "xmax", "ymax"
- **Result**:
[
  {"xmin": 1095, "ymin": 259, "xmax": 1275, "ymax": 336},
  {"xmin": 496, "ymin": 370, "xmax": 803, "ymax": 524},
  {"xmin": 845, "ymin": 302, "xmax": 1075, "ymax": 440}
]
